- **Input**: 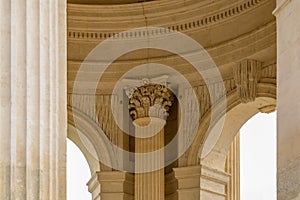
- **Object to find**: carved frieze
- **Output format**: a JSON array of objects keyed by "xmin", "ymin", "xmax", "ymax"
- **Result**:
[
  {"xmin": 68, "ymin": 0, "xmax": 268, "ymax": 40},
  {"xmin": 128, "ymin": 84, "xmax": 174, "ymax": 120},
  {"xmin": 233, "ymin": 59, "xmax": 262, "ymax": 103}
]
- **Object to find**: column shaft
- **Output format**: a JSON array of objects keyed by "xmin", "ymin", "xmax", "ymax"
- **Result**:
[
  {"xmin": 127, "ymin": 83, "xmax": 174, "ymax": 200},
  {"xmin": 134, "ymin": 118, "xmax": 165, "ymax": 200},
  {"xmin": 0, "ymin": 0, "xmax": 67, "ymax": 199},
  {"xmin": 274, "ymin": 0, "xmax": 300, "ymax": 199}
]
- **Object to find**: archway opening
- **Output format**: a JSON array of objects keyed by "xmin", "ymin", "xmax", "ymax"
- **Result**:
[
  {"xmin": 240, "ymin": 112, "xmax": 277, "ymax": 200},
  {"xmin": 67, "ymin": 139, "xmax": 92, "ymax": 200}
]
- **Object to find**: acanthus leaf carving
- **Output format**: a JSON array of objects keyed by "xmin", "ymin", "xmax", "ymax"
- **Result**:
[{"xmin": 128, "ymin": 84, "xmax": 174, "ymax": 121}]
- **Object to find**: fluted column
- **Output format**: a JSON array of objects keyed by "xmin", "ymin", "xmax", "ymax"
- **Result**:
[
  {"xmin": 134, "ymin": 118, "xmax": 165, "ymax": 200},
  {"xmin": 128, "ymin": 84, "xmax": 174, "ymax": 200},
  {"xmin": 0, "ymin": 0, "xmax": 66, "ymax": 199}
]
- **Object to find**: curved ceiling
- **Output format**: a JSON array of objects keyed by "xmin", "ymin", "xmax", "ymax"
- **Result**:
[{"xmin": 67, "ymin": 0, "xmax": 154, "ymax": 5}]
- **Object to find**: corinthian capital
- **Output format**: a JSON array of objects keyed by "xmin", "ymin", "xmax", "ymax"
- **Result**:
[{"xmin": 128, "ymin": 84, "xmax": 174, "ymax": 120}]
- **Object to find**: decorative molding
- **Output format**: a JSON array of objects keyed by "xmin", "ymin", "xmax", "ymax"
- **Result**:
[
  {"xmin": 68, "ymin": 0, "xmax": 153, "ymax": 5},
  {"xmin": 87, "ymin": 172, "xmax": 100, "ymax": 193},
  {"xmin": 128, "ymin": 84, "xmax": 174, "ymax": 120},
  {"xmin": 272, "ymin": 0, "xmax": 292, "ymax": 16},
  {"xmin": 97, "ymin": 171, "xmax": 134, "ymax": 200},
  {"xmin": 68, "ymin": 0, "xmax": 268, "ymax": 40},
  {"xmin": 233, "ymin": 59, "xmax": 262, "ymax": 103},
  {"xmin": 66, "ymin": 21, "xmax": 276, "ymax": 82},
  {"xmin": 123, "ymin": 75, "xmax": 169, "ymax": 98},
  {"xmin": 173, "ymin": 165, "xmax": 229, "ymax": 199},
  {"xmin": 67, "ymin": 63, "xmax": 275, "ymax": 121},
  {"xmin": 258, "ymin": 104, "xmax": 276, "ymax": 113},
  {"xmin": 201, "ymin": 165, "xmax": 230, "ymax": 185}
]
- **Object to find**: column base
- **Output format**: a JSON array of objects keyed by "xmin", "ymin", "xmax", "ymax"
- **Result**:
[
  {"xmin": 174, "ymin": 165, "xmax": 230, "ymax": 200},
  {"xmin": 88, "ymin": 171, "xmax": 134, "ymax": 200}
]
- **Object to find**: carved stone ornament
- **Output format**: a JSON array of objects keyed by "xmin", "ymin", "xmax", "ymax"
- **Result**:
[
  {"xmin": 128, "ymin": 84, "xmax": 174, "ymax": 120},
  {"xmin": 233, "ymin": 59, "xmax": 262, "ymax": 103},
  {"xmin": 123, "ymin": 75, "xmax": 169, "ymax": 98}
]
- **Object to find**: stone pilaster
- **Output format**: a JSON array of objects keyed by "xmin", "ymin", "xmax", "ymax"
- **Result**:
[
  {"xmin": 274, "ymin": 0, "xmax": 300, "ymax": 199},
  {"xmin": 0, "ymin": 0, "xmax": 66, "ymax": 200},
  {"xmin": 225, "ymin": 133, "xmax": 240, "ymax": 200},
  {"xmin": 87, "ymin": 171, "xmax": 134, "ymax": 200},
  {"xmin": 174, "ymin": 165, "xmax": 230, "ymax": 200},
  {"xmin": 233, "ymin": 60, "xmax": 262, "ymax": 103},
  {"xmin": 128, "ymin": 83, "xmax": 174, "ymax": 200}
]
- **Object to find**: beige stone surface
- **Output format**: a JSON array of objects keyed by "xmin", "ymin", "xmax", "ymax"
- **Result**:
[
  {"xmin": 0, "ymin": 0, "xmax": 67, "ymax": 199},
  {"xmin": 225, "ymin": 134, "xmax": 240, "ymax": 200},
  {"xmin": 68, "ymin": 0, "xmax": 155, "ymax": 4},
  {"xmin": 65, "ymin": 0, "xmax": 279, "ymax": 199},
  {"xmin": 65, "ymin": 0, "xmax": 278, "ymax": 199},
  {"xmin": 130, "ymin": 83, "xmax": 174, "ymax": 200},
  {"xmin": 87, "ymin": 171, "xmax": 134, "ymax": 200},
  {"xmin": 275, "ymin": 0, "xmax": 300, "ymax": 199},
  {"xmin": 67, "ymin": 0, "xmax": 276, "ymax": 94},
  {"xmin": 134, "ymin": 119, "xmax": 165, "ymax": 200},
  {"xmin": 4, "ymin": 0, "xmax": 300, "ymax": 199},
  {"xmin": 174, "ymin": 165, "xmax": 229, "ymax": 200}
]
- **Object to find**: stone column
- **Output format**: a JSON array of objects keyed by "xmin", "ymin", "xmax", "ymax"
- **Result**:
[
  {"xmin": 128, "ymin": 84, "xmax": 174, "ymax": 200},
  {"xmin": 174, "ymin": 165, "xmax": 230, "ymax": 200},
  {"xmin": 87, "ymin": 171, "xmax": 134, "ymax": 200},
  {"xmin": 0, "ymin": 0, "xmax": 66, "ymax": 200},
  {"xmin": 273, "ymin": 0, "xmax": 300, "ymax": 199},
  {"xmin": 134, "ymin": 118, "xmax": 166, "ymax": 200}
]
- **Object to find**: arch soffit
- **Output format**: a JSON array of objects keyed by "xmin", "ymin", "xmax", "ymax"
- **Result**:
[
  {"xmin": 67, "ymin": 106, "xmax": 113, "ymax": 172},
  {"xmin": 186, "ymin": 82, "xmax": 276, "ymax": 167},
  {"xmin": 67, "ymin": 124, "xmax": 100, "ymax": 174}
]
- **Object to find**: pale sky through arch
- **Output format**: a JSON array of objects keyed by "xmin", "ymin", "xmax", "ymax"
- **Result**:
[
  {"xmin": 67, "ymin": 139, "xmax": 91, "ymax": 200},
  {"xmin": 240, "ymin": 112, "xmax": 277, "ymax": 200}
]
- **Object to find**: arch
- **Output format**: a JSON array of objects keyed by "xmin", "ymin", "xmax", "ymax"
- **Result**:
[
  {"xmin": 67, "ymin": 106, "xmax": 113, "ymax": 172},
  {"xmin": 67, "ymin": 124, "xmax": 100, "ymax": 174},
  {"xmin": 186, "ymin": 82, "xmax": 276, "ymax": 168}
]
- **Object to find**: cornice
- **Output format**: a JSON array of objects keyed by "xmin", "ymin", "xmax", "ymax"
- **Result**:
[
  {"xmin": 67, "ymin": 20, "xmax": 276, "ymax": 65},
  {"xmin": 67, "ymin": 0, "xmax": 214, "ymax": 18},
  {"xmin": 68, "ymin": 0, "xmax": 272, "ymax": 41}
]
